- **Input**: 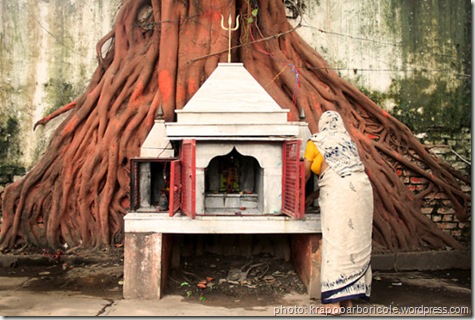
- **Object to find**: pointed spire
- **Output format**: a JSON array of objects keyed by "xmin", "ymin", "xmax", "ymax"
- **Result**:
[
  {"xmin": 299, "ymin": 107, "xmax": 306, "ymax": 121},
  {"xmin": 156, "ymin": 103, "xmax": 164, "ymax": 120}
]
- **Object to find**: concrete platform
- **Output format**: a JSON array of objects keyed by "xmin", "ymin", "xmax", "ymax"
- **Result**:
[
  {"xmin": 123, "ymin": 213, "xmax": 322, "ymax": 300},
  {"xmin": 372, "ymin": 250, "xmax": 472, "ymax": 271},
  {"xmin": 124, "ymin": 212, "xmax": 321, "ymax": 233}
]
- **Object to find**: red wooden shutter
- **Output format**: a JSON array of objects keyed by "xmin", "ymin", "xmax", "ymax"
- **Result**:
[
  {"xmin": 299, "ymin": 160, "xmax": 305, "ymax": 217},
  {"xmin": 169, "ymin": 159, "xmax": 182, "ymax": 217},
  {"xmin": 180, "ymin": 140, "xmax": 196, "ymax": 218},
  {"xmin": 282, "ymin": 140, "xmax": 304, "ymax": 219}
]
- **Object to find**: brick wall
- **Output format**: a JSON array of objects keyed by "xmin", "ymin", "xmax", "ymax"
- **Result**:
[
  {"xmin": 397, "ymin": 167, "xmax": 471, "ymax": 245},
  {"xmin": 399, "ymin": 129, "xmax": 471, "ymax": 245},
  {"xmin": 421, "ymin": 128, "xmax": 471, "ymax": 176}
]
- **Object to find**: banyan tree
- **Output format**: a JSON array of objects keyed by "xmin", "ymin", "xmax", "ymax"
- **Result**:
[{"xmin": 0, "ymin": 0, "xmax": 470, "ymax": 252}]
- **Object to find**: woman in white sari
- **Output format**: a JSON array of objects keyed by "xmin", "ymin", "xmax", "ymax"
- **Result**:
[{"xmin": 304, "ymin": 111, "xmax": 374, "ymax": 313}]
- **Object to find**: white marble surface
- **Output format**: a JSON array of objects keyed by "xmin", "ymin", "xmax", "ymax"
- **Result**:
[
  {"xmin": 167, "ymin": 63, "xmax": 300, "ymax": 138},
  {"xmin": 124, "ymin": 213, "xmax": 321, "ymax": 234}
]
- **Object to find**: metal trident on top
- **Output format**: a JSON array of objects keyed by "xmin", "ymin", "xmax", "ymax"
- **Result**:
[{"xmin": 221, "ymin": 14, "xmax": 240, "ymax": 63}]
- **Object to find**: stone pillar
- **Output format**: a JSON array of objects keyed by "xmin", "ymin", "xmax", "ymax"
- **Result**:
[
  {"xmin": 290, "ymin": 234, "xmax": 322, "ymax": 299},
  {"xmin": 123, "ymin": 232, "xmax": 172, "ymax": 300}
]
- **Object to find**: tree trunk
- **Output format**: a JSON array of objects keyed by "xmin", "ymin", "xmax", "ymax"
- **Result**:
[{"xmin": 0, "ymin": 0, "xmax": 470, "ymax": 252}]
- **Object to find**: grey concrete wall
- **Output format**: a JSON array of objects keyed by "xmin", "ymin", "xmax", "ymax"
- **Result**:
[{"xmin": 0, "ymin": 0, "xmax": 470, "ymax": 170}]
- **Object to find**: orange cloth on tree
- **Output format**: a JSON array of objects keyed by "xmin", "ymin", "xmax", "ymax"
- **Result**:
[{"xmin": 304, "ymin": 140, "xmax": 324, "ymax": 175}]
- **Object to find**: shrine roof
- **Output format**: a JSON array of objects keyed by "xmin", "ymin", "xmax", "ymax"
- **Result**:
[
  {"xmin": 167, "ymin": 62, "xmax": 299, "ymax": 137},
  {"xmin": 177, "ymin": 62, "xmax": 287, "ymax": 114}
]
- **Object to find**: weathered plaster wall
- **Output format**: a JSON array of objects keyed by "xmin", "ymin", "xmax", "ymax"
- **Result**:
[
  {"xmin": 0, "ymin": 0, "xmax": 470, "ymax": 171},
  {"xmin": 292, "ymin": 0, "xmax": 402, "ymax": 92},
  {"xmin": 293, "ymin": 0, "xmax": 471, "ymax": 124},
  {"xmin": 0, "ymin": 0, "xmax": 121, "ymax": 171}
]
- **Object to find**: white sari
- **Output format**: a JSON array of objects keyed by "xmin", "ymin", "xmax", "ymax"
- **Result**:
[{"xmin": 311, "ymin": 111, "xmax": 374, "ymax": 303}]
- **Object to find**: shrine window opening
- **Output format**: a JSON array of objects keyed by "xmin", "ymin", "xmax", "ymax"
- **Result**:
[
  {"xmin": 204, "ymin": 148, "xmax": 263, "ymax": 215},
  {"xmin": 130, "ymin": 158, "xmax": 176, "ymax": 213}
]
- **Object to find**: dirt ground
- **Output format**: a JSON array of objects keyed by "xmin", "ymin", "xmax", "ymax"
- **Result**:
[
  {"xmin": 166, "ymin": 253, "xmax": 307, "ymax": 307},
  {"xmin": 0, "ymin": 248, "xmax": 125, "ymax": 300},
  {"xmin": 0, "ymin": 248, "xmax": 471, "ymax": 312}
]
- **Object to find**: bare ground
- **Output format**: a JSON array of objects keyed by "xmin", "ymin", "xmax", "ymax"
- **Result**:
[{"xmin": 0, "ymin": 247, "xmax": 471, "ymax": 311}]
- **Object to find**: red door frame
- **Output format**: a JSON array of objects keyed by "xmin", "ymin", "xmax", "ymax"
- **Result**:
[
  {"xmin": 282, "ymin": 140, "xmax": 305, "ymax": 219},
  {"xmin": 169, "ymin": 159, "xmax": 182, "ymax": 217},
  {"xmin": 180, "ymin": 139, "xmax": 196, "ymax": 218}
]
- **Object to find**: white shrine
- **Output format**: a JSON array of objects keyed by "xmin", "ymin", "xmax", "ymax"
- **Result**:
[
  {"xmin": 168, "ymin": 62, "xmax": 303, "ymax": 216},
  {"xmin": 123, "ymin": 62, "xmax": 322, "ymax": 300}
]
